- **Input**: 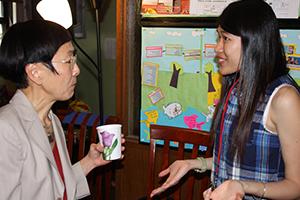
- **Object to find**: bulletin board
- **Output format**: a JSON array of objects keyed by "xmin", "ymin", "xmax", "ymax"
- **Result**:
[
  {"xmin": 140, "ymin": 27, "xmax": 222, "ymax": 146},
  {"xmin": 139, "ymin": 27, "xmax": 300, "ymax": 145}
]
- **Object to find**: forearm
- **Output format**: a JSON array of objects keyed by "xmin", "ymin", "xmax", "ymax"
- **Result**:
[{"xmin": 239, "ymin": 179, "xmax": 300, "ymax": 199}]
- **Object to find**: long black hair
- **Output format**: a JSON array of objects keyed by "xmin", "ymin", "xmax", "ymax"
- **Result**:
[
  {"xmin": 0, "ymin": 20, "xmax": 72, "ymax": 89},
  {"xmin": 212, "ymin": 0, "xmax": 288, "ymax": 159}
]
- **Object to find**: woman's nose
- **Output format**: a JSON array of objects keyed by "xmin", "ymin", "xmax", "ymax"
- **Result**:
[
  {"xmin": 73, "ymin": 63, "xmax": 80, "ymax": 76},
  {"xmin": 215, "ymin": 40, "xmax": 223, "ymax": 53}
]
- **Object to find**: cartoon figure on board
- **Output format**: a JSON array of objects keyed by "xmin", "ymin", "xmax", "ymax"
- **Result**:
[
  {"xmin": 184, "ymin": 114, "xmax": 205, "ymax": 130},
  {"xmin": 203, "ymin": 104, "xmax": 216, "ymax": 122},
  {"xmin": 141, "ymin": 110, "xmax": 159, "ymax": 128},
  {"xmin": 163, "ymin": 102, "xmax": 182, "ymax": 119}
]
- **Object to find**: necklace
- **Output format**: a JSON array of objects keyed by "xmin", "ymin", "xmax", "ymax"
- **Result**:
[{"xmin": 43, "ymin": 123, "xmax": 54, "ymax": 143}]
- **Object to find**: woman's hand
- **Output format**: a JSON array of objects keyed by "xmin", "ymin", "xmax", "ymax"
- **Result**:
[
  {"xmin": 150, "ymin": 159, "xmax": 197, "ymax": 197},
  {"xmin": 203, "ymin": 180, "xmax": 244, "ymax": 200},
  {"xmin": 80, "ymin": 134, "xmax": 125, "ymax": 176}
]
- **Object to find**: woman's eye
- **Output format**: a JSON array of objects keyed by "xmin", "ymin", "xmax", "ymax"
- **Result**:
[{"xmin": 223, "ymin": 36, "xmax": 230, "ymax": 41}]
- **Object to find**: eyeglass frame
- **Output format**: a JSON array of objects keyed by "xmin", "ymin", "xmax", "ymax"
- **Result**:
[
  {"xmin": 51, "ymin": 53, "xmax": 77, "ymax": 68},
  {"xmin": 40, "ymin": 50, "xmax": 77, "ymax": 74}
]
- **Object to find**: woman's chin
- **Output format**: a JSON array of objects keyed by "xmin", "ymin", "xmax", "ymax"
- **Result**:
[{"xmin": 58, "ymin": 91, "xmax": 74, "ymax": 101}]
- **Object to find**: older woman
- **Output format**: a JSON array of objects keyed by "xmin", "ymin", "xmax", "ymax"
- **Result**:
[{"xmin": 0, "ymin": 20, "xmax": 122, "ymax": 200}]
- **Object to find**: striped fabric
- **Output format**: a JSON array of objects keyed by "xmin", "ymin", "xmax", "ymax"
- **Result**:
[{"xmin": 211, "ymin": 74, "xmax": 299, "ymax": 199}]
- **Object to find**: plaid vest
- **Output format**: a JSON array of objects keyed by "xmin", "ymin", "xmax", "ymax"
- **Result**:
[{"xmin": 211, "ymin": 74, "xmax": 299, "ymax": 199}]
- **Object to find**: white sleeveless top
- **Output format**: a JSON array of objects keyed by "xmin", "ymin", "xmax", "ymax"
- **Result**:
[{"xmin": 262, "ymin": 84, "xmax": 297, "ymax": 135}]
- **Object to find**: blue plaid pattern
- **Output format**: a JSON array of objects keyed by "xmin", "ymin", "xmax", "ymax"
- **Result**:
[{"xmin": 211, "ymin": 75, "xmax": 299, "ymax": 199}]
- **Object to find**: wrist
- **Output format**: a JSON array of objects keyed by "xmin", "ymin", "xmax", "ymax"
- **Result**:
[
  {"xmin": 80, "ymin": 156, "xmax": 97, "ymax": 176},
  {"xmin": 194, "ymin": 157, "xmax": 207, "ymax": 173},
  {"xmin": 261, "ymin": 182, "xmax": 266, "ymax": 199},
  {"xmin": 236, "ymin": 180, "xmax": 246, "ymax": 193}
]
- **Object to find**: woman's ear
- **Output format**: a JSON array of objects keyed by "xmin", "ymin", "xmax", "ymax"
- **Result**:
[{"xmin": 25, "ymin": 63, "xmax": 43, "ymax": 85}]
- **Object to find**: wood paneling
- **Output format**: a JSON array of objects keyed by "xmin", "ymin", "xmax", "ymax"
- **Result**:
[{"xmin": 115, "ymin": 139, "xmax": 149, "ymax": 200}]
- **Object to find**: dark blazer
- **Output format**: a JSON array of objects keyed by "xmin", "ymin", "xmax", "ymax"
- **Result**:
[{"xmin": 0, "ymin": 90, "xmax": 90, "ymax": 199}]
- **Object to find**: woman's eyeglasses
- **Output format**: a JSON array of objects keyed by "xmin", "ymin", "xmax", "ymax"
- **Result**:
[{"xmin": 52, "ymin": 54, "xmax": 77, "ymax": 68}]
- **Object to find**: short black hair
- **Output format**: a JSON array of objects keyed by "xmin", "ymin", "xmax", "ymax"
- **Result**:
[{"xmin": 0, "ymin": 19, "xmax": 72, "ymax": 88}]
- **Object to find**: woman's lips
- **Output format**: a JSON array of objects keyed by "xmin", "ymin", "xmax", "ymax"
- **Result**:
[{"xmin": 216, "ymin": 56, "xmax": 226, "ymax": 65}]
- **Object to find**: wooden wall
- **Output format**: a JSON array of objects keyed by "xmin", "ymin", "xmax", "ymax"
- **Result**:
[{"xmin": 115, "ymin": 139, "xmax": 149, "ymax": 199}]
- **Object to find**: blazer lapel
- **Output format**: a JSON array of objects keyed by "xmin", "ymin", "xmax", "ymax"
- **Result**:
[{"xmin": 9, "ymin": 90, "xmax": 57, "ymax": 168}]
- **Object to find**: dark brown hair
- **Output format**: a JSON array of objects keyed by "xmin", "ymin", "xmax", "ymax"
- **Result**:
[{"xmin": 212, "ymin": 0, "xmax": 288, "ymax": 159}]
